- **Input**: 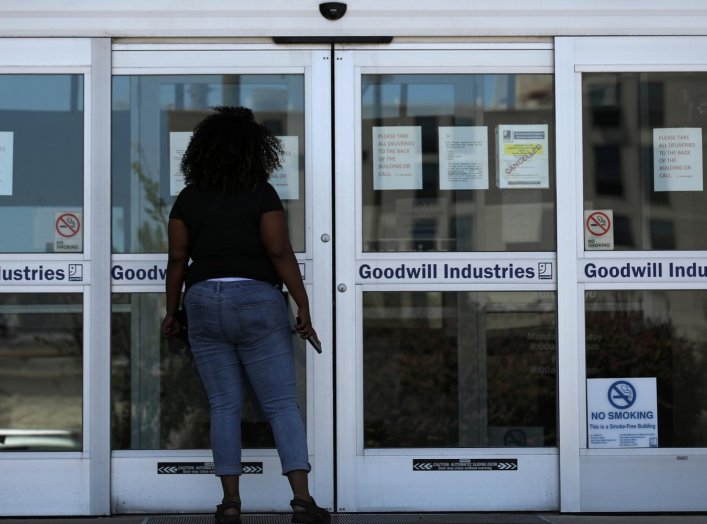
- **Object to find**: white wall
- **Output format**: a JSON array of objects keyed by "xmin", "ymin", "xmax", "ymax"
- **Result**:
[{"xmin": 0, "ymin": 0, "xmax": 706, "ymax": 38}]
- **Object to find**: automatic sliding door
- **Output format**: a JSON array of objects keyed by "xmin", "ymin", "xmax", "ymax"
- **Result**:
[
  {"xmin": 335, "ymin": 46, "xmax": 559, "ymax": 512},
  {"xmin": 109, "ymin": 47, "xmax": 334, "ymax": 513}
]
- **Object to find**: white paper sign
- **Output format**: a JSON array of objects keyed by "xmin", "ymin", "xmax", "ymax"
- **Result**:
[
  {"xmin": 271, "ymin": 136, "xmax": 299, "ymax": 200},
  {"xmin": 587, "ymin": 377, "xmax": 658, "ymax": 449},
  {"xmin": 653, "ymin": 128, "xmax": 703, "ymax": 192},
  {"xmin": 0, "ymin": 131, "xmax": 14, "ymax": 196},
  {"xmin": 496, "ymin": 125, "xmax": 549, "ymax": 189},
  {"xmin": 54, "ymin": 211, "xmax": 83, "ymax": 252},
  {"xmin": 373, "ymin": 126, "xmax": 423, "ymax": 190},
  {"xmin": 169, "ymin": 131, "xmax": 191, "ymax": 196},
  {"xmin": 438, "ymin": 126, "xmax": 488, "ymax": 190}
]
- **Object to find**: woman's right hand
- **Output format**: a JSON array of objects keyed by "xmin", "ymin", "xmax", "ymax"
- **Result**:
[{"xmin": 161, "ymin": 313, "xmax": 180, "ymax": 338}]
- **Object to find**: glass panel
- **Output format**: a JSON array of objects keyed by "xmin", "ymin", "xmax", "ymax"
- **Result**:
[
  {"xmin": 363, "ymin": 291, "xmax": 556, "ymax": 448},
  {"xmin": 0, "ymin": 75, "xmax": 84, "ymax": 253},
  {"xmin": 0, "ymin": 293, "xmax": 83, "ymax": 451},
  {"xmin": 361, "ymin": 74, "xmax": 555, "ymax": 252},
  {"xmin": 111, "ymin": 75, "xmax": 305, "ymax": 254},
  {"xmin": 111, "ymin": 292, "xmax": 306, "ymax": 450},
  {"xmin": 583, "ymin": 72, "xmax": 707, "ymax": 250},
  {"xmin": 586, "ymin": 290, "xmax": 707, "ymax": 447}
]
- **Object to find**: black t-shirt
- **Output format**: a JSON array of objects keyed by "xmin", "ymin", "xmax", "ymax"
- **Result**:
[{"xmin": 169, "ymin": 182, "xmax": 285, "ymax": 287}]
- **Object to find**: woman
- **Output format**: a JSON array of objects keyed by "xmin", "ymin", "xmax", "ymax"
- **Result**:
[{"xmin": 161, "ymin": 106, "xmax": 329, "ymax": 524}]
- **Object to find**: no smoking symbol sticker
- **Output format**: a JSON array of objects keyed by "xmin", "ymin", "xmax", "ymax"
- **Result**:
[
  {"xmin": 608, "ymin": 380, "xmax": 637, "ymax": 409},
  {"xmin": 56, "ymin": 213, "xmax": 81, "ymax": 238},
  {"xmin": 586, "ymin": 211, "xmax": 611, "ymax": 237}
]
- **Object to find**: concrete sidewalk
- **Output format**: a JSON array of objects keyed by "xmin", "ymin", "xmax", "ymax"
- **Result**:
[{"xmin": 2, "ymin": 513, "xmax": 707, "ymax": 524}]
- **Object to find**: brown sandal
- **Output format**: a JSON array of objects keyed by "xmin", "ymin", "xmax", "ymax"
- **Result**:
[
  {"xmin": 290, "ymin": 496, "xmax": 331, "ymax": 523},
  {"xmin": 215, "ymin": 497, "xmax": 241, "ymax": 524}
]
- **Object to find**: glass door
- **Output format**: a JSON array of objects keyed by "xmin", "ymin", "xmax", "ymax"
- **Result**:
[
  {"xmin": 109, "ymin": 44, "xmax": 334, "ymax": 513},
  {"xmin": 334, "ymin": 44, "xmax": 560, "ymax": 511},
  {"xmin": 0, "ymin": 38, "xmax": 105, "ymax": 516},
  {"xmin": 561, "ymin": 36, "xmax": 707, "ymax": 512}
]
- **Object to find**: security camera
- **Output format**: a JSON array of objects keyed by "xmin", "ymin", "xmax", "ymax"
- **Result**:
[{"xmin": 319, "ymin": 2, "xmax": 347, "ymax": 21}]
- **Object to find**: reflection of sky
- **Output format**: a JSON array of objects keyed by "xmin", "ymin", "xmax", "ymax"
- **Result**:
[
  {"xmin": 113, "ymin": 76, "xmax": 297, "ymax": 112},
  {"xmin": 0, "ymin": 76, "xmax": 83, "ymax": 111},
  {"xmin": 361, "ymin": 75, "xmax": 518, "ymax": 119}
]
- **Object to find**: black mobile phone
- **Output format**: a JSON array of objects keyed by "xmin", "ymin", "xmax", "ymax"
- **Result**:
[
  {"xmin": 296, "ymin": 316, "xmax": 323, "ymax": 353},
  {"xmin": 306, "ymin": 335, "xmax": 322, "ymax": 354}
]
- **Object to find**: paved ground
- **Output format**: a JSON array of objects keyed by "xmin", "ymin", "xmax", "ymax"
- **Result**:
[{"xmin": 2, "ymin": 514, "xmax": 707, "ymax": 524}]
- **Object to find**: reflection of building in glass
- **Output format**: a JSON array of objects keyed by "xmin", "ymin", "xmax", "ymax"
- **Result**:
[
  {"xmin": 112, "ymin": 75, "xmax": 306, "ymax": 254},
  {"xmin": 0, "ymin": 75, "xmax": 84, "ymax": 254},
  {"xmin": 585, "ymin": 290, "xmax": 707, "ymax": 447},
  {"xmin": 0, "ymin": 294, "xmax": 82, "ymax": 451},
  {"xmin": 361, "ymin": 74, "xmax": 555, "ymax": 253},
  {"xmin": 363, "ymin": 291, "xmax": 557, "ymax": 448},
  {"xmin": 583, "ymin": 72, "xmax": 707, "ymax": 250}
]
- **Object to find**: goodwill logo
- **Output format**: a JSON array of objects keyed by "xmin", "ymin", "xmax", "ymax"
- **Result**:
[{"xmin": 0, "ymin": 263, "xmax": 85, "ymax": 284}]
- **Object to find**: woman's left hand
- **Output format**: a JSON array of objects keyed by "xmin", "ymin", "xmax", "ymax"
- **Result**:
[{"xmin": 295, "ymin": 308, "xmax": 318, "ymax": 338}]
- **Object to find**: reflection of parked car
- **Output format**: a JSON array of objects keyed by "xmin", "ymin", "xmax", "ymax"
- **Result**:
[{"xmin": 0, "ymin": 429, "xmax": 81, "ymax": 451}]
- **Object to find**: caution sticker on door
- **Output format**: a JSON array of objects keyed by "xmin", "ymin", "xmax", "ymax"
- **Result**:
[
  {"xmin": 157, "ymin": 462, "xmax": 263, "ymax": 474},
  {"xmin": 412, "ymin": 458, "xmax": 517, "ymax": 472}
]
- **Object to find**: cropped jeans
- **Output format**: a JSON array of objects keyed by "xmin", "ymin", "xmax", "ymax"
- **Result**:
[{"xmin": 184, "ymin": 279, "xmax": 310, "ymax": 476}]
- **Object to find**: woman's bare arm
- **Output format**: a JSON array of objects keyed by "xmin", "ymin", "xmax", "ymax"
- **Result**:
[
  {"xmin": 162, "ymin": 218, "xmax": 189, "ymax": 337},
  {"xmin": 260, "ymin": 210, "xmax": 318, "ymax": 342}
]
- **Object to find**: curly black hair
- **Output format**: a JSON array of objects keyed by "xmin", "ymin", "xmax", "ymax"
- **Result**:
[{"xmin": 180, "ymin": 106, "xmax": 283, "ymax": 191}]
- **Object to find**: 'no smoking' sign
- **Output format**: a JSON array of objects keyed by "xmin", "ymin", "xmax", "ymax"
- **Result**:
[
  {"xmin": 584, "ymin": 209, "xmax": 614, "ymax": 251},
  {"xmin": 56, "ymin": 213, "xmax": 81, "ymax": 237},
  {"xmin": 55, "ymin": 211, "xmax": 83, "ymax": 252}
]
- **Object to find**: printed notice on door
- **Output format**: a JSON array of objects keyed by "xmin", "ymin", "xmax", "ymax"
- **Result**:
[
  {"xmin": 496, "ymin": 125, "xmax": 549, "ymax": 189},
  {"xmin": 170, "ymin": 131, "xmax": 191, "ymax": 196},
  {"xmin": 587, "ymin": 377, "xmax": 658, "ymax": 448},
  {"xmin": 373, "ymin": 126, "xmax": 423, "ymax": 190},
  {"xmin": 0, "ymin": 131, "xmax": 13, "ymax": 196},
  {"xmin": 271, "ymin": 136, "xmax": 299, "ymax": 200},
  {"xmin": 653, "ymin": 128, "xmax": 703, "ymax": 192},
  {"xmin": 438, "ymin": 126, "xmax": 488, "ymax": 190}
]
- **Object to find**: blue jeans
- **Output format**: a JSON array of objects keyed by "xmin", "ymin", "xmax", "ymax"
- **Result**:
[{"xmin": 184, "ymin": 279, "xmax": 310, "ymax": 476}]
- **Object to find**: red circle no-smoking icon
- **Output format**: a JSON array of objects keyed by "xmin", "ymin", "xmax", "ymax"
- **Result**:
[
  {"xmin": 585, "ymin": 211, "xmax": 611, "ymax": 237},
  {"xmin": 56, "ymin": 213, "xmax": 81, "ymax": 238}
]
